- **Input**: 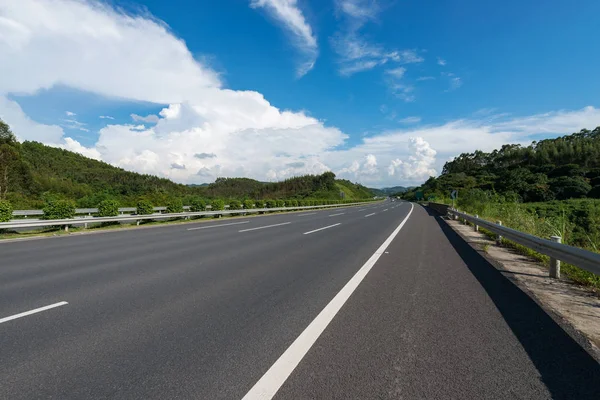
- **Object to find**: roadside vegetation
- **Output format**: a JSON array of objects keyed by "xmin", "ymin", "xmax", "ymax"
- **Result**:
[{"xmin": 403, "ymin": 126, "xmax": 600, "ymax": 290}]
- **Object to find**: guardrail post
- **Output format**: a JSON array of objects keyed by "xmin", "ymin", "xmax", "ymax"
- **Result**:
[
  {"xmin": 136, "ymin": 220, "xmax": 140, "ymax": 226},
  {"xmin": 550, "ymin": 236, "xmax": 562, "ymax": 279},
  {"xmin": 474, "ymin": 215, "xmax": 479, "ymax": 232},
  {"xmin": 496, "ymin": 221, "xmax": 502, "ymax": 244}
]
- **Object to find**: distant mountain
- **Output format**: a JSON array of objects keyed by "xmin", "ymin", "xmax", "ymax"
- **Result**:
[{"xmin": 369, "ymin": 186, "xmax": 408, "ymax": 196}]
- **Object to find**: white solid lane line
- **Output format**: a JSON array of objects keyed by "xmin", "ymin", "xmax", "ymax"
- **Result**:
[
  {"xmin": 357, "ymin": 209, "xmax": 366, "ymax": 211},
  {"xmin": 364, "ymin": 213, "xmax": 376, "ymax": 217},
  {"xmin": 242, "ymin": 204, "xmax": 414, "ymax": 400},
  {"xmin": 239, "ymin": 222, "xmax": 291, "ymax": 233},
  {"xmin": 0, "ymin": 301, "xmax": 68, "ymax": 324},
  {"xmin": 187, "ymin": 221, "xmax": 250, "ymax": 231},
  {"xmin": 303, "ymin": 223, "xmax": 341, "ymax": 235},
  {"xmin": 297, "ymin": 213, "xmax": 317, "ymax": 217},
  {"xmin": 328, "ymin": 213, "xmax": 345, "ymax": 217}
]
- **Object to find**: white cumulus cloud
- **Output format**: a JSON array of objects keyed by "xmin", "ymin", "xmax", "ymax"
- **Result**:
[{"xmin": 387, "ymin": 137, "xmax": 437, "ymax": 181}]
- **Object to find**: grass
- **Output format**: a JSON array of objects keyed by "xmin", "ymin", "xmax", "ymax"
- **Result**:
[{"xmin": 454, "ymin": 199, "xmax": 600, "ymax": 291}]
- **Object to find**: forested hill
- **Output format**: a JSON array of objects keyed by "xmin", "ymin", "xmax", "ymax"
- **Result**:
[
  {"xmin": 403, "ymin": 126, "xmax": 600, "ymax": 202},
  {"xmin": 0, "ymin": 121, "xmax": 374, "ymax": 208}
]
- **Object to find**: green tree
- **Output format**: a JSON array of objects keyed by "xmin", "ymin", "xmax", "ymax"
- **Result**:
[
  {"xmin": 189, "ymin": 197, "xmax": 206, "ymax": 212},
  {"xmin": 166, "ymin": 198, "xmax": 184, "ymax": 213},
  {"xmin": 136, "ymin": 199, "xmax": 154, "ymax": 215},
  {"xmin": 211, "ymin": 199, "xmax": 225, "ymax": 211},
  {"xmin": 0, "ymin": 120, "xmax": 20, "ymax": 200},
  {"xmin": 97, "ymin": 199, "xmax": 120, "ymax": 217},
  {"xmin": 550, "ymin": 176, "xmax": 591, "ymax": 200},
  {"xmin": 0, "ymin": 199, "xmax": 12, "ymax": 222},
  {"xmin": 43, "ymin": 199, "xmax": 76, "ymax": 219}
]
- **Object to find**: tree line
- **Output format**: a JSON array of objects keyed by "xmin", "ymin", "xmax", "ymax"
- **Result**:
[{"xmin": 402, "ymin": 126, "xmax": 600, "ymax": 202}]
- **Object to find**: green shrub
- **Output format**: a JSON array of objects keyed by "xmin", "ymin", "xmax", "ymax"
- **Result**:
[
  {"xmin": 229, "ymin": 200, "xmax": 242, "ymax": 210},
  {"xmin": 0, "ymin": 200, "xmax": 12, "ymax": 222},
  {"xmin": 276, "ymin": 200, "xmax": 285, "ymax": 207},
  {"xmin": 211, "ymin": 199, "xmax": 225, "ymax": 211},
  {"xmin": 288, "ymin": 199, "xmax": 298, "ymax": 207},
  {"xmin": 136, "ymin": 199, "xmax": 154, "ymax": 215},
  {"xmin": 189, "ymin": 198, "xmax": 206, "ymax": 212},
  {"xmin": 43, "ymin": 199, "xmax": 76, "ymax": 220},
  {"xmin": 97, "ymin": 199, "xmax": 120, "ymax": 217},
  {"xmin": 255, "ymin": 200, "xmax": 265, "ymax": 208},
  {"xmin": 243, "ymin": 200, "xmax": 254, "ymax": 209},
  {"xmin": 266, "ymin": 199, "xmax": 277, "ymax": 208},
  {"xmin": 166, "ymin": 198, "xmax": 184, "ymax": 213}
]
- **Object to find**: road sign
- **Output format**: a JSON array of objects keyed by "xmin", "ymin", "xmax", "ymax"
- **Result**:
[
  {"xmin": 450, "ymin": 190, "xmax": 457, "ymax": 200},
  {"xmin": 416, "ymin": 191, "xmax": 424, "ymax": 200}
]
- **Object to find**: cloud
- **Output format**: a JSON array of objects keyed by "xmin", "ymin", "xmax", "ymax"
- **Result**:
[
  {"xmin": 385, "ymin": 67, "xmax": 406, "ymax": 79},
  {"xmin": 99, "ymin": 115, "xmax": 114, "ymax": 119},
  {"xmin": 0, "ymin": 96, "xmax": 64, "ymax": 143},
  {"xmin": 131, "ymin": 113, "xmax": 160, "ymax": 124},
  {"xmin": 331, "ymin": 1, "xmax": 423, "ymax": 76},
  {"xmin": 336, "ymin": 0, "xmax": 380, "ymax": 21},
  {"xmin": 387, "ymin": 137, "xmax": 437, "ymax": 180},
  {"xmin": 2, "ymin": 1, "xmax": 600, "ymax": 187},
  {"xmin": 0, "ymin": 0, "xmax": 221, "ymax": 103},
  {"xmin": 448, "ymin": 77, "xmax": 462, "ymax": 90},
  {"xmin": 65, "ymin": 111, "xmax": 76, "ymax": 116},
  {"xmin": 437, "ymin": 57, "xmax": 447, "ymax": 66},
  {"xmin": 61, "ymin": 118, "xmax": 89, "ymax": 132},
  {"xmin": 337, "ymin": 153, "xmax": 378, "ymax": 177},
  {"xmin": 170, "ymin": 163, "xmax": 186, "ymax": 170},
  {"xmin": 250, "ymin": 0, "xmax": 317, "ymax": 77},
  {"xmin": 384, "ymin": 69, "xmax": 414, "ymax": 102},
  {"xmin": 194, "ymin": 152, "xmax": 217, "ymax": 159},
  {"xmin": 390, "ymin": 50, "xmax": 424, "ymax": 65},
  {"xmin": 417, "ymin": 76, "xmax": 435, "ymax": 81},
  {"xmin": 61, "ymin": 137, "xmax": 102, "ymax": 160},
  {"xmin": 443, "ymin": 72, "xmax": 463, "ymax": 91},
  {"xmin": 399, "ymin": 116, "xmax": 421, "ymax": 124},
  {"xmin": 338, "ymin": 59, "xmax": 383, "ymax": 76}
]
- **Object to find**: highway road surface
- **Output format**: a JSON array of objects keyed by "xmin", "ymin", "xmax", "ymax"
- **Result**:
[{"xmin": 2, "ymin": 200, "xmax": 600, "ymax": 399}]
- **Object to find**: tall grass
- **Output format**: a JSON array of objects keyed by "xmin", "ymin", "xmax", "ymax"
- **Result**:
[{"xmin": 454, "ymin": 192, "xmax": 600, "ymax": 291}]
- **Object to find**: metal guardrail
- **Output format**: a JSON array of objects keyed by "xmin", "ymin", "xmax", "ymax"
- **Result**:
[
  {"xmin": 447, "ymin": 209, "xmax": 600, "ymax": 277},
  {"xmin": 1, "ymin": 202, "xmax": 370, "ymax": 231},
  {"xmin": 13, "ymin": 205, "xmax": 196, "ymax": 216}
]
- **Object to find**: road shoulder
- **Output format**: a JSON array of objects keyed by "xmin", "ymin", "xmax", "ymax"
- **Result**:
[{"xmin": 444, "ymin": 211, "xmax": 600, "ymax": 362}]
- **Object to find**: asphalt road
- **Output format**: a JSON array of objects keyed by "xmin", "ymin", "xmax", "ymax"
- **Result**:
[{"xmin": 1, "ymin": 200, "xmax": 600, "ymax": 399}]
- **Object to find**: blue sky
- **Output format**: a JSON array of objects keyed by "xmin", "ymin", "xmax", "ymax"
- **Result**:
[{"xmin": 1, "ymin": 0, "xmax": 600, "ymax": 187}]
